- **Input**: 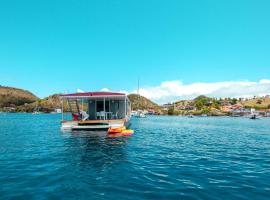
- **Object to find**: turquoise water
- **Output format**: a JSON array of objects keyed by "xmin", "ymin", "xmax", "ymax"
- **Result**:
[{"xmin": 0, "ymin": 114, "xmax": 270, "ymax": 200}]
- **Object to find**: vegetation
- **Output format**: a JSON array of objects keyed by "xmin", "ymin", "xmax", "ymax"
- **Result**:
[
  {"xmin": 128, "ymin": 94, "xmax": 162, "ymax": 113},
  {"xmin": 16, "ymin": 94, "xmax": 65, "ymax": 113},
  {"xmin": 0, "ymin": 86, "xmax": 38, "ymax": 110},
  {"xmin": 167, "ymin": 107, "xmax": 175, "ymax": 115},
  {"xmin": 1, "ymin": 86, "xmax": 270, "ymax": 115},
  {"xmin": 241, "ymin": 97, "xmax": 270, "ymax": 110}
]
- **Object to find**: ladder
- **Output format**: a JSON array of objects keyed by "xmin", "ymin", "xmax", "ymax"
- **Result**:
[{"xmin": 67, "ymin": 99, "xmax": 80, "ymax": 115}]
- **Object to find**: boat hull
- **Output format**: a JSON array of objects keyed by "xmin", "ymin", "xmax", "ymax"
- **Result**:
[{"xmin": 61, "ymin": 119, "xmax": 130, "ymax": 131}]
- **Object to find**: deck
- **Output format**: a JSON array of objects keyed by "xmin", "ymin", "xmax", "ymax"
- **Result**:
[{"xmin": 77, "ymin": 119, "xmax": 125, "ymax": 125}]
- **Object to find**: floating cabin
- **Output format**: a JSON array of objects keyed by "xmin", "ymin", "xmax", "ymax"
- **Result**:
[{"xmin": 60, "ymin": 92, "xmax": 131, "ymax": 131}]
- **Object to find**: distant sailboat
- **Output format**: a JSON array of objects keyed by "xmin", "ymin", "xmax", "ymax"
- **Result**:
[
  {"xmin": 32, "ymin": 103, "xmax": 41, "ymax": 114},
  {"xmin": 134, "ymin": 79, "xmax": 146, "ymax": 118}
]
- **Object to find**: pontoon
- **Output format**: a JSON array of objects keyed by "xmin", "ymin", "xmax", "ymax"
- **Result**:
[{"xmin": 60, "ymin": 92, "xmax": 131, "ymax": 131}]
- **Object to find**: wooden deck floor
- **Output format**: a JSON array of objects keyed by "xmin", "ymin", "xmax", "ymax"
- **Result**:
[{"xmin": 77, "ymin": 119, "xmax": 125, "ymax": 125}]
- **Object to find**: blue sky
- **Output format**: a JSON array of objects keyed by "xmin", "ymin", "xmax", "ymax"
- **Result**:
[{"xmin": 0, "ymin": 0, "xmax": 270, "ymax": 102}]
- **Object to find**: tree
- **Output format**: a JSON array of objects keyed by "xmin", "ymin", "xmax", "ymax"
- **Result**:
[
  {"xmin": 257, "ymin": 99, "xmax": 262, "ymax": 104},
  {"xmin": 168, "ymin": 107, "xmax": 175, "ymax": 115},
  {"xmin": 213, "ymin": 102, "xmax": 220, "ymax": 109},
  {"xmin": 202, "ymin": 107, "xmax": 211, "ymax": 114},
  {"xmin": 231, "ymin": 98, "xmax": 238, "ymax": 105},
  {"xmin": 195, "ymin": 101, "xmax": 204, "ymax": 110}
]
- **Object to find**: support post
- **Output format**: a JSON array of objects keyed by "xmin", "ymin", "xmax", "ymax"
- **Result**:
[
  {"xmin": 104, "ymin": 97, "xmax": 106, "ymax": 120},
  {"xmin": 61, "ymin": 99, "xmax": 64, "ymax": 121},
  {"xmin": 81, "ymin": 98, "xmax": 83, "ymax": 111},
  {"xmin": 124, "ymin": 96, "xmax": 127, "ymax": 118}
]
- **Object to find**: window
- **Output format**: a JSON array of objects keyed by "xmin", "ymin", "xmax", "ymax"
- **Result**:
[{"xmin": 96, "ymin": 101, "xmax": 110, "ymax": 112}]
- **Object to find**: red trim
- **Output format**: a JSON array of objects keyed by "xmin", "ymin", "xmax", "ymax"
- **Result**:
[{"xmin": 60, "ymin": 92, "xmax": 126, "ymax": 97}]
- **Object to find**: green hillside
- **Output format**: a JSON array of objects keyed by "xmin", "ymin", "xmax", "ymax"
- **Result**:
[
  {"xmin": 16, "ymin": 94, "xmax": 63, "ymax": 113},
  {"xmin": 128, "ymin": 94, "xmax": 161, "ymax": 112},
  {"xmin": 0, "ymin": 86, "xmax": 38, "ymax": 108},
  {"xmin": 241, "ymin": 97, "xmax": 270, "ymax": 109}
]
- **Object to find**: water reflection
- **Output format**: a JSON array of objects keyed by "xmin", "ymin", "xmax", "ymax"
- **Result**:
[{"xmin": 61, "ymin": 131, "xmax": 128, "ymax": 172}]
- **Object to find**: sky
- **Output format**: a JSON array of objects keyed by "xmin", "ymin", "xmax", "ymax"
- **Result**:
[{"xmin": 0, "ymin": 0, "xmax": 270, "ymax": 104}]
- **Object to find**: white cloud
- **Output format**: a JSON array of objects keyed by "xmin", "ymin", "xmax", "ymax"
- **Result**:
[
  {"xmin": 135, "ymin": 79, "xmax": 270, "ymax": 104},
  {"xmin": 77, "ymin": 89, "xmax": 85, "ymax": 93},
  {"xmin": 100, "ymin": 88, "xmax": 110, "ymax": 92},
  {"xmin": 259, "ymin": 79, "xmax": 270, "ymax": 84},
  {"xmin": 100, "ymin": 88, "xmax": 128, "ymax": 94}
]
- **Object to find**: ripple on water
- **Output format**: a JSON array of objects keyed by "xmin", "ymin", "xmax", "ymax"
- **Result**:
[{"xmin": 0, "ymin": 114, "xmax": 270, "ymax": 200}]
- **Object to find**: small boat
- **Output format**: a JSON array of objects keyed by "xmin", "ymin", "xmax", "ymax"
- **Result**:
[
  {"xmin": 250, "ymin": 114, "xmax": 259, "ymax": 120},
  {"xmin": 132, "ymin": 110, "xmax": 146, "ymax": 118},
  {"xmin": 131, "ymin": 111, "xmax": 138, "ymax": 116},
  {"xmin": 188, "ymin": 114, "xmax": 194, "ymax": 118},
  {"xmin": 139, "ymin": 113, "xmax": 146, "ymax": 118},
  {"xmin": 133, "ymin": 79, "xmax": 146, "ymax": 119},
  {"xmin": 32, "ymin": 105, "xmax": 41, "ymax": 114}
]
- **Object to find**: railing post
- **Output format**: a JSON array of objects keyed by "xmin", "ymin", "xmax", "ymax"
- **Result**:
[{"xmin": 104, "ymin": 97, "xmax": 106, "ymax": 120}]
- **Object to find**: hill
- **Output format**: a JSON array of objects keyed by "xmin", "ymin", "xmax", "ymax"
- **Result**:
[
  {"xmin": 15, "ymin": 93, "xmax": 162, "ymax": 113},
  {"xmin": 241, "ymin": 97, "xmax": 270, "ymax": 109},
  {"xmin": 128, "ymin": 94, "xmax": 162, "ymax": 112},
  {"xmin": 0, "ymin": 86, "xmax": 38, "ymax": 109},
  {"xmin": 16, "ymin": 94, "xmax": 63, "ymax": 113}
]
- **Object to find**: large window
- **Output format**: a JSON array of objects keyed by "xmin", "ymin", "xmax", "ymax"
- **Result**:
[{"xmin": 96, "ymin": 101, "xmax": 110, "ymax": 112}]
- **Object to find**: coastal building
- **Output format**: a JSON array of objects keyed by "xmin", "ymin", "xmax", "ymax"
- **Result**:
[
  {"xmin": 221, "ymin": 104, "xmax": 244, "ymax": 113},
  {"xmin": 2, "ymin": 107, "xmax": 16, "ymax": 112},
  {"xmin": 257, "ymin": 109, "xmax": 270, "ymax": 117},
  {"xmin": 161, "ymin": 103, "xmax": 173, "ymax": 111}
]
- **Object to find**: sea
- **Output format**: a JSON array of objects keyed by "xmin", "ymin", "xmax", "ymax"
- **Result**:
[{"xmin": 0, "ymin": 113, "xmax": 270, "ymax": 200}]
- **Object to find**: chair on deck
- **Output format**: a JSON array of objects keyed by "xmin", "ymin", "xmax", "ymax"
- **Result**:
[
  {"xmin": 96, "ymin": 111, "xmax": 106, "ymax": 120},
  {"xmin": 100, "ymin": 111, "xmax": 106, "ymax": 120},
  {"xmin": 112, "ymin": 112, "xmax": 119, "ymax": 119},
  {"xmin": 72, "ymin": 113, "xmax": 80, "ymax": 121}
]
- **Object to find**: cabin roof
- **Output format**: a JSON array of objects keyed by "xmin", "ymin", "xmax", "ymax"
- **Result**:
[{"xmin": 60, "ymin": 92, "xmax": 126, "ymax": 98}]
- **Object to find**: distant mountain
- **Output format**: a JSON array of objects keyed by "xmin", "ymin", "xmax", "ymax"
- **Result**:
[
  {"xmin": 0, "ymin": 86, "xmax": 38, "ymax": 108},
  {"xmin": 128, "ymin": 94, "xmax": 161, "ymax": 112}
]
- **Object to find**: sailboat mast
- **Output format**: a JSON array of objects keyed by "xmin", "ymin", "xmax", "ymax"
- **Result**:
[{"xmin": 137, "ymin": 78, "xmax": 140, "ymax": 110}]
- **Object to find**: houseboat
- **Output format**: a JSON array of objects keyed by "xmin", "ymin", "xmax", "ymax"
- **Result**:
[{"xmin": 60, "ymin": 92, "xmax": 131, "ymax": 131}]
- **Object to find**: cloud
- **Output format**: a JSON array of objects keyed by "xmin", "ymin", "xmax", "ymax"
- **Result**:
[
  {"xmin": 100, "ymin": 88, "xmax": 110, "ymax": 92},
  {"xmin": 77, "ymin": 89, "xmax": 85, "ymax": 93},
  {"xmin": 135, "ymin": 79, "xmax": 270, "ymax": 104},
  {"xmin": 100, "ymin": 88, "xmax": 128, "ymax": 94}
]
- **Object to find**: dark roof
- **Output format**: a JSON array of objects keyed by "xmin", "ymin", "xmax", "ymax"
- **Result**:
[{"xmin": 60, "ymin": 92, "xmax": 126, "ymax": 97}]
